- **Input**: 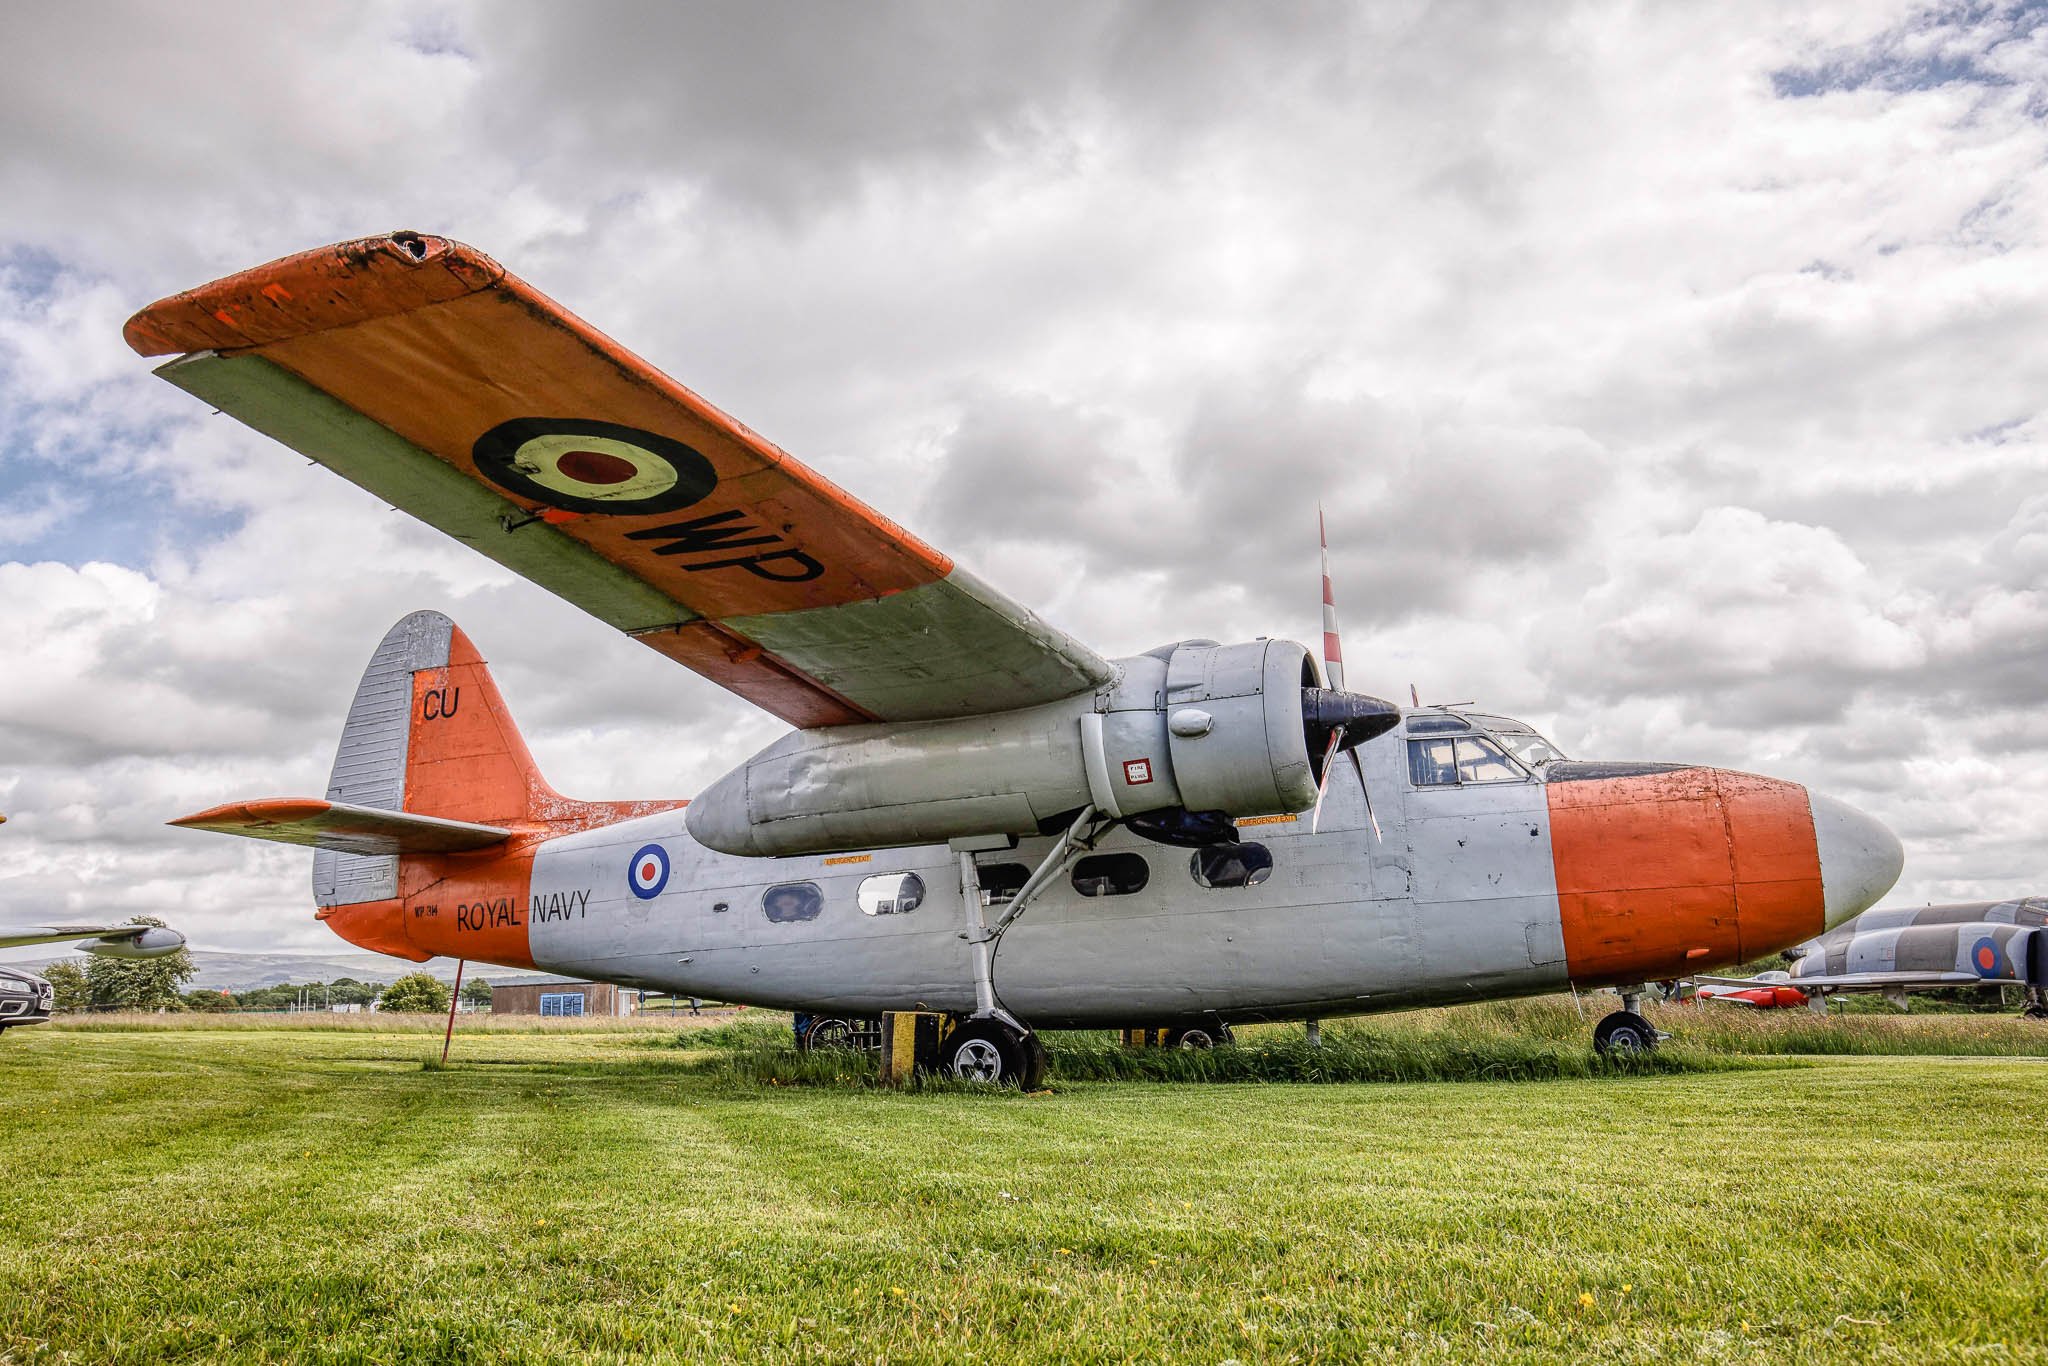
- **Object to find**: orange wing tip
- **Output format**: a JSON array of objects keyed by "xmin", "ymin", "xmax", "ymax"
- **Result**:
[
  {"xmin": 123, "ymin": 232, "xmax": 505, "ymax": 357},
  {"xmin": 170, "ymin": 798, "xmax": 333, "ymax": 829}
]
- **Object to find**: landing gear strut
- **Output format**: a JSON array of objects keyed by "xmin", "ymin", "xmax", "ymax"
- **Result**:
[
  {"xmin": 1593, "ymin": 985, "xmax": 1659, "ymax": 1056},
  {"xmin": 942, "ymin": 809, "xmax": 1111, "ymax": 1087}
]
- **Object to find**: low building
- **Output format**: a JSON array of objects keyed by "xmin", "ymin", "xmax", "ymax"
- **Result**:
[{"xmin": 490, "ymin": 978, "xmax": 632, "ymax": 1018}]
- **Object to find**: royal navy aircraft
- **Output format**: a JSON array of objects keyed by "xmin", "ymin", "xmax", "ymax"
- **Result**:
[
  {"xmin": 1703, "ymin": 898, "xmax": 2047, "ymax": 1015},
  {"xmin": 0, "ymin": 923, "xmax": 189, "ymax": 1032},
  {"xmin": 130, "ymin": 233, "xmax": 1904, "ymax": 1083}
]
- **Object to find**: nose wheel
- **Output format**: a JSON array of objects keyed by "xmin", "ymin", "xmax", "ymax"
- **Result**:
[{"xmin": 1593, "ymin": 1009, "xmax": 1659, "ymax": 1055}]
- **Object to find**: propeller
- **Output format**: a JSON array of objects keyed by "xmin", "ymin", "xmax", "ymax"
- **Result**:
[{"xmin": 1311, "ymin": 506, "xmax": 1387, "ymax": 841}]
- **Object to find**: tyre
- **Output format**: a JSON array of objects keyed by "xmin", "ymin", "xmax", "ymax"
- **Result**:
[
  {"xmin": 1166, "ymin": 1024, "xmax": 1230, "ymax": 1050},
  {"xmin": 1593, "ymin": 1010, "xmax": 1658, "ymax": 1055},
  {"xmin": 942, "ymin": 1018, "xmax": 1038, "ymax": 1087},
  {"xmin": 803, "ymin": 1016, "xmax": 863, "ymax": 1052}
]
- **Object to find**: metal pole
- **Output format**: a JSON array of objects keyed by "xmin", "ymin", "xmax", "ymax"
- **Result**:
[{"xmin": 442, "ymin": 960, "xmax": 465, "ymax": 1064}]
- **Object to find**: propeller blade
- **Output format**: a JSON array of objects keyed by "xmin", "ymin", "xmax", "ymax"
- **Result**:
[
  {"xmin": 1310, "ymin": 725, "xmax": 1345, "ymax": 835},
  {"xmin": 1348, "ymin": 746, "xmax": 1382, "ymax": 842}
]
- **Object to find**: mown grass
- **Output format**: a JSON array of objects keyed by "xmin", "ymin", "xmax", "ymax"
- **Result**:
[
  {"xmin": 1, "ymin": 1024, "xmax": 2042, "ymax": 1364},
  {"xmin": 36, "ymin": 1008, "xmax": 726, "ymax": 1034}
]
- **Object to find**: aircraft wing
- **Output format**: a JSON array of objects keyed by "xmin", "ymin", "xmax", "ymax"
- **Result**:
[
  {"xmin": 1696, "ymin": 971, "xmax": 1988, "ymax": 992},
  {"xmin": 125, "ymin": 234, "xmax": 1115, "ymax": 728},
  {"xmin": 0, "ymin": 925, "xmax": 166, "ymax": 950}
]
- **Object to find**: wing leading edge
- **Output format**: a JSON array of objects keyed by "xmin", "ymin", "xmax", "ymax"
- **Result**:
[{"xmin": 126, "ymin": 234, "xmax": 1114, "ymax": 727}]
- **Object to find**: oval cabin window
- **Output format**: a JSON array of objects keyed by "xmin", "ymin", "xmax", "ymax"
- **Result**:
[
  {"xmin": 1189, "ymin": 842, "xmax": 1273, "ymax": 889},
  {"xmin": 762, "ymin": 881, "xmax": 823, "ymax": 923},
  {"xmin": 857, "ymin": 872, "xmax": 926, "ymax": 916},
  {"xmin": 1070, "ymin": 852, "xmax": 1149, "ymax": 897}
]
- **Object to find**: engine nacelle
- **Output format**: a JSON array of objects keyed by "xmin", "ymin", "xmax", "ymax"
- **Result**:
[{"xmin": 685, "ymin": 639, "xmax": 1397, "ymax": 858}]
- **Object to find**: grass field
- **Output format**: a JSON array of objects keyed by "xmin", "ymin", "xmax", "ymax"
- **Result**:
[{"xmin": 2, "ymin": 1014, "xmax": 2044, "ymax": 1364}]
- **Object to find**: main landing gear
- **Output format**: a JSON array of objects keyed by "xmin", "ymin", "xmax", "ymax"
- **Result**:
[
  {"xmin": 1592, "ymin": 986, "xmax": 1662, "ymax": 1056},
  {"xmin": 940, "ymin": 808, "xmax": 1115, "ymax": 1088}
]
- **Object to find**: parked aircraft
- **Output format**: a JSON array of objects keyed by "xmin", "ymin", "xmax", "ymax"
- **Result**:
[
  {"xmin": 1703, "ymin": 898, "xmax": 2047, "ymax": 1015},
  {"xmin": 130, "ymin": 233, "xmax": 1904, "ymax": 1081},
  {"xmin": 0, "ymin": 923, "xmax": 190, "ymax": 1032}
]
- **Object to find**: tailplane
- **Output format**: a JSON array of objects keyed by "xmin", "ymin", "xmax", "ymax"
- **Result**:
[{"xmin": 170, "ymin": 610, "xmax": 684, "ymax": 909}]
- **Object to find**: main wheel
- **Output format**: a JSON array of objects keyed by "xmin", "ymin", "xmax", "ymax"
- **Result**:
[
  {"xmin": 1166, "ymin": 1023, "xmax": 1232, "ymax": 1049},
  {"xmin": 803, "ymin": 1016, "xmax": 863, "ymax": 1052},
  {"xmin": 1593, "ymin": 1010, "xmax": 1658, "ymax": 1055},
  {"xmin": 942, "ymin": 1019, "xmax": 1043, "ymax": 1087},
  {"xmin": 2021, "ymin": 1000, "xmax": 2048, "ymax": 1021}
]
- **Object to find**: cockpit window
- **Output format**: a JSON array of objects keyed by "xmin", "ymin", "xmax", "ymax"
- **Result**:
[
  {"xmin": 1491, "ymin": 729, "xmax": 1567, "ymax": 770},
  {"xmin": 1456, "ymin": 735, "xmax": 1524, "ymax": 783},
  {"xmin": 1409, "ymin": 735, "xmax": 1529, "ymax": 786}
]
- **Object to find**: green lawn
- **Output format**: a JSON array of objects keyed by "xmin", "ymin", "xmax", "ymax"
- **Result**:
[{"xmin": 2, "ymin": 1024, "xmax": 2043, "ymax": 1364}]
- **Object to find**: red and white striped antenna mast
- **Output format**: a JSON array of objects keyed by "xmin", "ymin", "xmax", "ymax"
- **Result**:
[{"xmin": 1318, "ymin": 503, "xmax": 1344, "ymax": 692}]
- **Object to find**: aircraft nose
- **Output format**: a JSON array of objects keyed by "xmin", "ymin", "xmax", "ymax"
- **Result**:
[{"xmin": 1807, "ymin": 791, "xmax": 1903, "ymax": 929}]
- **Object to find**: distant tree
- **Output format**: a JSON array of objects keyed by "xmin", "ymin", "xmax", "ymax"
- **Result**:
[
  {"xmin": 85, "ymin": 916, "xmax": 194, "ymax": 1010},
  {"xmin": 326, "ymin": 977, "xmax": 383, "ymax": 1006},
  {"xmin": 460, "ymin": 978, "xmax": 494, "ymax": 1009},
  {"xmin": 184, "ymin": 989, "xmax": 237, "ymax": 1012},
  {"xmin": 377, "ymin": 972, "xmax": 450, "ymax": 1014},
  {"xmin": 40, "ymin": 959, "xmax": 90, "ymax": 1013}
]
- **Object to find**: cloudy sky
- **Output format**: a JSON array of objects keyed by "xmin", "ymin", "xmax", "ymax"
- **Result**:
[{"xmin": 3, "ymin": 1, "xmax": 2044, "ymax": 959}]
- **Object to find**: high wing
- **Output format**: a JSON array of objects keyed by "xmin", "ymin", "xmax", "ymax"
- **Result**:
[
  {"xmin": 124, "ymin": 233, "xmax": 1114, "ymax": 728},
  {"xmin": 168, "ymin": 799, "xmax": 511, "ymax": 856}
]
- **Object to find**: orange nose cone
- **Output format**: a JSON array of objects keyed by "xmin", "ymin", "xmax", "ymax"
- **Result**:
[{"xmin": 1548, "ymin": 766, "xmax": 1825, "ymax": 988}]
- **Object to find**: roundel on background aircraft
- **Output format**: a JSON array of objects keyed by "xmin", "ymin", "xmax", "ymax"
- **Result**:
[
  {"xmin": 472, "ymin": 418, "xmax": 717, "ymax": 515},
  {"xmin": 1972, "ymin": 935, "xmax": 2005, "ymax": 977},
  {"xmin": 629, "ymin": 844, "xmax": 671, "ymax": 900}
]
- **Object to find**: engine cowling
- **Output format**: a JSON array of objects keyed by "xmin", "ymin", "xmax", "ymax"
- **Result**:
[{"xmin": 685, "ymin": 638, "xmax": 1399, "ymax": 857}]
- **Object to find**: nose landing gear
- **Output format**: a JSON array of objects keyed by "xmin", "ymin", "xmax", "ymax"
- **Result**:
[{"xmin": 1592, "ymin": 986, "xmax": 1665, "ymax": 1055}]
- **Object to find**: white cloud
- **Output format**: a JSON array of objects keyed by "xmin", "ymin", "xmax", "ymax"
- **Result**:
[{"xmin": 3, "ymin": 0, "xmax": 2046, "ymax": 960}]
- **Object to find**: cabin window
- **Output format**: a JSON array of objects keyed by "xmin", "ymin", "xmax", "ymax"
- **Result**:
[
  {"xmin": 857, "ymin": 872, "xmax": 926, "ymax": 916},
  {"xmin": 539, "ymin": 992, "xmax": 584, "ymax": 1017},
  {"xmin": 1071, "ymin": 853, "xmax": 1149, "ymax": 897},
  {"xmin": 1190, "ymin": 842, "xmax": 1273, "ymax": 889},
  {"xmin": 977, "ymin": 862, "xmax": 1031, "ymax": 904},
  {"xmin": 762, "ymin": 881, "xmax": 824, "ymax": 923},
  {"xmin": 1409, "ymin": 736, "xmax": 1526, "ymax": 786}
]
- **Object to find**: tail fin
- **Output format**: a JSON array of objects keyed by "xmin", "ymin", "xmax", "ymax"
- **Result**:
[{"xmin": 314, "ymin": 609, "xmax": 559, "ymax": 906}]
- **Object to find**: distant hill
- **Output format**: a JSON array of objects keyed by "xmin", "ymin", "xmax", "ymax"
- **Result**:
[{"xmin": 4, "ymin": 949, "xmax": 552, "ymax": 993}]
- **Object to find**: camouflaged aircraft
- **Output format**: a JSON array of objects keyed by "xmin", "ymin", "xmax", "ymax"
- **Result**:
[
  {"xmin": 1704, "ymin": 898, "xmax": 2047, "ymax": 1016},
  {"xmin": 133, "ymin": 233, "xmax": 1904, "ymax": 1083}
]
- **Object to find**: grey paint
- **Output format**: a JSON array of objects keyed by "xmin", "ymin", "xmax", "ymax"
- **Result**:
[
  {"xmin": 685, "ymin": 639, "xmax": 1322, "ymax": 857},
  {"xmin": 313, "ymin": 611, "xmax": 451, "ymax": 905},
  {"xmin": 726, "ymin": 566, "xmax": 1117, "ymax": 720},
  {"xmin": 533, "ymin": 722, "xmax": 1569, "ymax": 1026}
]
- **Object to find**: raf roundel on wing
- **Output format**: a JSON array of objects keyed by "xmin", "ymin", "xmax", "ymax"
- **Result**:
[
  {"xmin": 473, "ymin": 418, "xmax": 718, "ymax": 516},
  {"xmin": 629, "ymin": 844, "xmax": 671, "ymax": 900}
]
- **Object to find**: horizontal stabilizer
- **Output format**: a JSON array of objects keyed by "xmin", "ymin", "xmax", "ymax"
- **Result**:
[{"xmin": 168, "ymin": 798, "xmax": 511, "ymax": 855}]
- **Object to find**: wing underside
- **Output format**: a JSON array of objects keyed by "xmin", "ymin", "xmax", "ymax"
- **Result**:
[{"xmin": 126, "ymin": 234, "xmax": 1114, "ymax": 728}]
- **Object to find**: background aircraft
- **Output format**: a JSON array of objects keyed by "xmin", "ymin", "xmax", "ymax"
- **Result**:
[
  {"xmin": 1702, "ymin": 898, "xmax": 2047, "ymax": 1015},
  {"xmin": 0, "ymin": 923, "xmax": 189, "ymax": 1032},
  {"xmin": 132, "ymin": 232, "xmax": 1904, "ymax": 1080}
]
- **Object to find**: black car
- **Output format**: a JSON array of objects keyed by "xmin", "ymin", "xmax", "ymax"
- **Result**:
[{"xmin": 0, "ymin": 965, "xmax": 54, "ymax": 1031}]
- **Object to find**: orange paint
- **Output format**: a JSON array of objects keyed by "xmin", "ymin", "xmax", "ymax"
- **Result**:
[
  {"xmin": 315, "ymin": 898, "xmax": 429, "ymax": 962},
  {"xmin": 123, "ymin": 232, "xmax": 954, "ymax": 728},
  {"xmin": 313, "ymin": 622, "xmax": 689, "ymax": 971},
  {"xmin": 1548, "ymin": 768, "xmax": 1822, "ymax": 988}
]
